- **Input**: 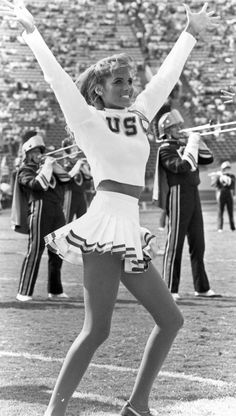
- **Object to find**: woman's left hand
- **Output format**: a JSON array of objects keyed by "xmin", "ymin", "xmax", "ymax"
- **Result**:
[{"xmin": 184, "ymin": 2, "xmax": 219, "ymax": 40}]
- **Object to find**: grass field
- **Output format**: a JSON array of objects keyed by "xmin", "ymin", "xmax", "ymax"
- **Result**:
[{"xmin": 0, "ymin": 205, "xmax": 236, "ymax": 416}]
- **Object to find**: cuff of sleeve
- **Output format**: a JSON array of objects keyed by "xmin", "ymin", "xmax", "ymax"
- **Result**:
[
  {"xmin": 198, "ymin": 149, "xmax": 213, "ymax": 159},
  {"xmin": 53, "ymin": 162, "xmax": 71, "ymax": 182},
  {"xmin": 180, "ymin": 30, "xmax": 197, "ymax": 47},
  {"xmin": 22, "ymin": 27, "xmax": 39, "ymax": 44},
  {"xmin": 182, "ymin": 153, "xmax": 197, "ymax": 171}
]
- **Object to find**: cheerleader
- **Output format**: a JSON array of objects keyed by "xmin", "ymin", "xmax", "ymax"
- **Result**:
[{"xmin": 0, "ymin": 1, "xmax": 219, "ymax": 415}]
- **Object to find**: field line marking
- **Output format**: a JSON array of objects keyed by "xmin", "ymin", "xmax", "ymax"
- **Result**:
[{"xmin": 0, "ymin": 350, "xmax": 234, "ymax": 388}]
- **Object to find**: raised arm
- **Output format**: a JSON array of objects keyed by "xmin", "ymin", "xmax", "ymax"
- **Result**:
[
  {"xmin": 0, "ymin": 0, "xmax": 93, "ymax": 134},
  {"xmin": 133, "ymin": 3, "xmax": 219, "ymax": 122}
]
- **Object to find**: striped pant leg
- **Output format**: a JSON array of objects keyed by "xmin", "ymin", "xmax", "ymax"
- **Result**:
[
  {"xmin": 217, "ymin": 193, "xmax": 224, "ymax": 230},
  {"xmin": 163, "ymin": 185, "xmax": 187, "ymax": 293},
  {"xmin": 63, "ymin": 187, "xmax": 72, "ymax": 224},
  {"xmin": 187, "ymin": 190, "xmax": 210, "ymax": 292},
  {"xmin": 18, "ymin": 200, "xmax": 44, "ymax": 296},
  {"xmin": 226, "ymin": 194, "xmax": 235, "ymax": 230},
  {"xmin": 47, "ymin": 207, "xmax": 65, "ymax": 294}
]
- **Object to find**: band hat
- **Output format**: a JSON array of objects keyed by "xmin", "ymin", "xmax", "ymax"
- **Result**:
[
  {"xmin": 158, "ymin": 109, "xmax": 184, "ymax": 138},
  {"xmin": 22, "ymin": 134, "xmax": 45, "ymax": 155},
  {"xmin": 221, "ymin": 161, "xmax": 231, "ymax": 171}
]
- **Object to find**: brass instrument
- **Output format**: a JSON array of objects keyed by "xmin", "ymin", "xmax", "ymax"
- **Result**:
[
  {"xmin": 42, "ymin": 144, "xmax": 83, "ymax": 161},
  {"xmin": 180, "ymin": 120, "xmax": 236, "ymax": 137}
]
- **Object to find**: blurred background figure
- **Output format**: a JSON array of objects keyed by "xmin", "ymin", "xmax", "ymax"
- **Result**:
[
  {"xmin": 0, "ymin": 154, "xmax": 12, "ymax": 211},
  {"xmin": 210, "ymin": 161, "xmax": 235, "ymax": 232},
  {"xmin": 61, "ymin": 137, "xmax": 93, "ymax": 223},
  {"xmin": 158, "ymin": 208, "xmax": 167, "ymax": 231}
]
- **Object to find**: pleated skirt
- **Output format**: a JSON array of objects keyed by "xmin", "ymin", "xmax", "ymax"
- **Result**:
[{"xmin": 45, "ymin": 191, "xmax": 157, "ymax": 273}]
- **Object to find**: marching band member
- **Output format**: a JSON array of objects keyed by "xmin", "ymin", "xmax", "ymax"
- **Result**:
[
  {"xmin": 61, "ymin": 137, "xmax": 93, "ymax": 223},
  {"xmin": 153, "ymin": 109, "xmax": 220, "ymax": 301},
  {"xmin": 210, "ymin": 161, "xmax": 235, "ymax": 231},
  {"xmin": 1, "ymin": 1, "xmax": 219, "ymax": 415},
  {"xmin": 12, "ymin": 130, "xmax": 74, "ymax": 301}
]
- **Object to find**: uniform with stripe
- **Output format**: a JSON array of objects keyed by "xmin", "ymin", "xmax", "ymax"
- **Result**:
[
  {"xmin": 17, "ymin": 161, "xmax": 70, "ymax": 297},
  {"xmin": 63, "ymin": 159, "xmax": 92, "ymax": 224},
  {"xmin": 159, "ymin": 137, "xmax": 214, "ymax": 294}
]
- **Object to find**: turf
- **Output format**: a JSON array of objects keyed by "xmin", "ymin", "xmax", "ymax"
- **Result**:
[{"xmin": 0, "ymin": 205, "xmax": 236, "ymax": 415}]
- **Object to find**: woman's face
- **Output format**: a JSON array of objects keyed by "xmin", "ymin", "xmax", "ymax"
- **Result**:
[{"xmin": 100, "ymin": 67, "xmax": 134, "ymax": 109}]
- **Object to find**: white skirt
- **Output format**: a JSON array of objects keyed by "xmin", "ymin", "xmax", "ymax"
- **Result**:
[{"xmin": 45, "ymin": 191, "xmax": 157, "ymax": 273}]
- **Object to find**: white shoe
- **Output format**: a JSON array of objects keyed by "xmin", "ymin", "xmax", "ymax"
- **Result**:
[
  {"xmin": 194, "ymin": 289, "xmax": 221, "ymax": 298},
  {"xmin": 16, "ymin": 293, "xmax": 33, "ymax": 302},
  {"xmin": 172, "ymin": 293, "xmax": 180, "ymax": 301},
  {"xmin": 48, "ymin": 293, "xmax": 69, "ymax": 300},
  {"xmin": 218, "ymin": 229, "xmax": 223, "ymax": 233}
]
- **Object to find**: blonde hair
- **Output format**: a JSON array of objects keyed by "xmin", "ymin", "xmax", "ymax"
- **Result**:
[{"xmin": 76, "ymin": 53, "xmax": 136, "ymax": 109}]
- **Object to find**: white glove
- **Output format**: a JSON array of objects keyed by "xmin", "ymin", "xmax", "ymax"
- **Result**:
[
  {"xmin": 182, "ymin": 133, "xmax": 200, "ymax": 171},
  {"xmin": 43, "ymin": 156, "xmax": 55, "ymax": 167},
  {"xmin": 69, "ymin": 159, "xmax": 84, "ymax": 178},
  {"xmin": 188, "ymin": 132, "xmax": 201, "ymax": 146},
  {"xmin": 220, "ymin": 174, "xmax": 231, "ymax": 186},
  {"xmin": 36, "ymin": 157, "xmax": 54, "ymax": 188},
  {"xmin": 198, "ymin": 139, "xmax": 209, "ymax": 151}
]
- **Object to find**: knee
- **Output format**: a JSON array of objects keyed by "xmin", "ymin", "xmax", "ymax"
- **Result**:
[
  {"xmin": 174, "ymin": 310, "xmax": 184, "ymax": 331},
  {"xmin": 163, "ymin": 309, "xmax": 184, "ymax": 334},
  {"xmin": 172, "ymin": 309, "xmax": 184, "ymax": 332},
  {"xmin": 84, "ymin": 323, "xmax": 111, "ymax": 348}
]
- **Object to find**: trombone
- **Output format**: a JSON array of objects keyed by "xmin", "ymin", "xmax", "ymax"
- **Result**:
[
  {"xmin": 180, "ymin": 120, "xmax": 236, "ymax": 136},
  {"xmin": 43, "ymin": 143, "xmax": 83, "ymax": 161}
]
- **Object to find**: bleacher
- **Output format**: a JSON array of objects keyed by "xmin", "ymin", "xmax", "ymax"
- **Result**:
[{"xmin": 0, "ymin": 0, "xmax": 236, "ymax": 198}]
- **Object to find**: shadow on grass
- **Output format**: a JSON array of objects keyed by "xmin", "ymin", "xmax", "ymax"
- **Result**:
[
  {"xmin": 0, "ymin": 300, "xmax": 85, "ymax": 310},
  {"xmin": 178, "ymin": 296, "xmax": 236, "ymax": 308},
  {"xmin": 0, "ymin": 384, "xmax": 122, "ymax": 413},
  {"xmin": 0, "ymin": 384, "xmax": 50, "ymax": 405},
  {"xmin": 0, "ymin": 298, "xmax": 139, "ymax": 310}
]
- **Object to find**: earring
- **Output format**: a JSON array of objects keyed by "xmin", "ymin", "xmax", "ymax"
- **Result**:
[{"xmin": 96, "ymin": 87, "xmax": 103, "ymax": 96}]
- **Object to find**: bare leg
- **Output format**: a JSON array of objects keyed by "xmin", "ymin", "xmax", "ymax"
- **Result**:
[
  {"xmin": 121, "ymin": 263, "xmax": 184, "ymax": 412},
  {"xmin": 45, "ymin": 252, "xmax": 122, "ymax": 416}
]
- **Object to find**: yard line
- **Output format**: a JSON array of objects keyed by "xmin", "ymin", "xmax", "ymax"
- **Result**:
[{"xmin": 0, "ymin": 350, "xmax": 234, "ymax": 388}]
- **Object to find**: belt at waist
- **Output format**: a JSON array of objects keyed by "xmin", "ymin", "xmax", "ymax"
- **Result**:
[{"xmin": 96, "ymin": 180, "xmax": 142, "ymax": 199}]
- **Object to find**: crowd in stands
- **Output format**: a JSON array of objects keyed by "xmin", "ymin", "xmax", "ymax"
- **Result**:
[
  {"xmin": 0, "ymin": 0, "xmax": 144, "ymax": 145},
  {"xmin": 0, "ymin": 0, "xmax": 236, "ymax": 195},
  {"xmin": 118, "ymin": 0, "xmax": 236, "ymax": 131}
]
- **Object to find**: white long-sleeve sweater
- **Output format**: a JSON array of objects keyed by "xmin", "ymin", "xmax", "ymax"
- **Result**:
[{"xmin": 23, "ymin": 29, "xmax": 196, "ymax": 188}]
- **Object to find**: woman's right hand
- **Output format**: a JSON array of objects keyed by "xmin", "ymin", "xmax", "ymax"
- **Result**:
[
  {"xmin": 184, "ymin": 3, "xmax": 219, "ymax": 40},
  {"xmin": 0, "ymin": 0, "xmax": 35, "ymax": 33},
  {"xmin": 220, "ymin": 89, "xmax": 236, "ymax": 105}
]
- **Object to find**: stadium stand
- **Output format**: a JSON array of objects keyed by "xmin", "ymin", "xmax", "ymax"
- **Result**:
[{"xmin": 0, "ymin": 0, "xmax": 236, "ymax": 202}]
